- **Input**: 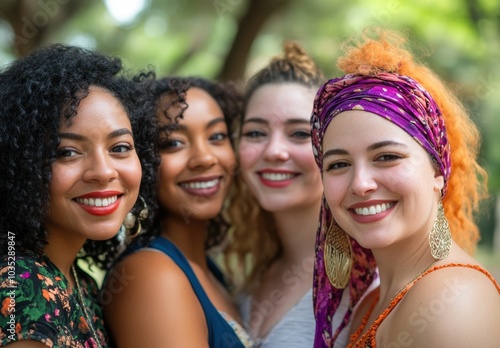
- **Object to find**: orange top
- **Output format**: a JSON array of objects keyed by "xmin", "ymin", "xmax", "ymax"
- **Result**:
[{"xmin": 347, "ymin": 263, "xmax": 500, "ymax": 348}]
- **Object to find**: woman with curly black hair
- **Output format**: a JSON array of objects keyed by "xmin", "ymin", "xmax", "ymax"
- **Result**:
[
  {"xmin": 102, "ymin": 77, "xmax": 254, "ymax": 348},
  {"xmin": 0, "ymin": 44, "xmax": 157, "ymax": 347}
]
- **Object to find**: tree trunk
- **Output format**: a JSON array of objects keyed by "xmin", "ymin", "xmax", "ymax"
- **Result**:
[
  {"xmin": 216, "ymin": 0, "xmax": 291, "ymax": 82},
  {"xmin": 0, "ymin": 0, "xmax": 95, "ymax": 57}
]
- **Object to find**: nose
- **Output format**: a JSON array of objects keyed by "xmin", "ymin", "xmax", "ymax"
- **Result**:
[
  {"xmin": 350, "ymin": 164, "xmax": 377, "ymax": 196},
  {"xmin": 187, "ymin": 140, "xmax": 217, "ymax": 169},
  {"xmin": 83, "ymin": 151, "xmax": 118, "ymax": 183},
  {"xmin": 262, "ymin": 133, "xmax": 289, "ymax": 162}
]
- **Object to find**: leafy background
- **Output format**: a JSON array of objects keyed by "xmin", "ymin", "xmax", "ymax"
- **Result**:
[{"xmin": 1, "ymin": 0, "xmax": 498, "ymax": 277}]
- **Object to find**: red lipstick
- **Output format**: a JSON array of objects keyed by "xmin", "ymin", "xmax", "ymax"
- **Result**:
[
  {"xmin": 257, "ymin": 169, "xmax": 297, "ymax": 188},
  {"xmin": 74, "ymin": 191, "xmax": 123, "ymax": 216}
]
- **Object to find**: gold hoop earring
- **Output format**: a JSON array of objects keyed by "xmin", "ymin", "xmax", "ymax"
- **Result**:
[
  {"xmin": 324, "ymin": 220, "xmax": 352, "ymax": 289},
  {"xmin": 122, "ymin": 196, "xmax": 149, "ymax": 241},
  {"xmin": 429, "ymin": 201, "xmax": 451, "ymax": 259}
]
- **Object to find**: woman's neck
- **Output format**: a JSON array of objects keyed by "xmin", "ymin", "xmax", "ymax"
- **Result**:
[
  {"xmin": 160, "ymin": 214, "xmax": 209, "ymax": 267},
  {"xmin": 272, "ymin": 200, "xmax": 321, "ymax": 266},
  {"xmin": 44, "ymin": 232, "xmax": 85, "ymax": 288},
  {"xmin": 372, "ymin": 232, "xmax": 436, "ymax": 305}
]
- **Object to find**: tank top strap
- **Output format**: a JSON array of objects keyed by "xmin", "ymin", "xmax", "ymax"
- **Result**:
[
  {"xmin": 348, "ymin": 263, "xmax": 500, "ymax": 347},
  {"xmin": 149, "ymin": 236, "xmax": 209, "ymax": 302},
  {"xmin": 415, "ymin": 263, "xmax": 500, "ymax": 292},
  {"xmin": 149, "ymin": 236, "xmax": 245, "ymax": 348},
  {"xmin": 382, "ymin": 263, "xmax": 499, "ymax": 323}
]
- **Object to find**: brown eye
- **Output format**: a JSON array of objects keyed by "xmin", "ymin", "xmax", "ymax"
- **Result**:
[
  {"xmin": 325, "ymin": 161, "xmax": 349, "ymax": 171},
  {"xmin": 291, "ymin": 130, "xmax": 311, "ymax": 139},
  {"xmin": 376, "ymin": 154, "xmax": 402, "ymax": 161},
  {"xmin": 111, "ymin": 144, "xmax": 133, "ymax": 153},
  {"xmin": 242, "ymin": 130, "xmax": 265, "ymax": 139},
  {"xmin": 158, "ymin": 139, "xmax": 183, "ymax": 150},
  {"xmin": 210, "ymin": 133, "xmax": 228, "ymax": 142},
  {"xmin": 56, "ymin": 148, "xmax": 78, "ymax": 158}
]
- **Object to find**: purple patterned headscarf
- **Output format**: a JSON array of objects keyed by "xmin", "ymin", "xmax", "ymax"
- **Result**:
[{"xmin": 310, "ymin": 73, "xmax": 451, "ymax": 347}]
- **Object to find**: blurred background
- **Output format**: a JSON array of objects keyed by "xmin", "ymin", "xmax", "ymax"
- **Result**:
[{"xmin": 1, "ymin": 0, "xmax": 499, "ymax": 277}]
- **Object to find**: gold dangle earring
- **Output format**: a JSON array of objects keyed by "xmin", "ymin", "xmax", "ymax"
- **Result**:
[
  {"xmin": 324, "ymin": 220, "xmax": 352, "ymax": 289},
  {"xmin": 120, "ymin": 196, "xmax": 149, "ymax": 242},
  {"xmin": 429, "ymin": 201, "xmax": 452, "ymax": 259}
]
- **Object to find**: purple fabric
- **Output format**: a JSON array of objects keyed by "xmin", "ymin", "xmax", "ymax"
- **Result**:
[{"xmin": 310, "ymin": 73, "xmax": 451, "ymax": 347}]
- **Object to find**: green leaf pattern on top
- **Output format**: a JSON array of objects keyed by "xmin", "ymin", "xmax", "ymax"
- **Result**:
[{"xmin": 0, "ymin": 253, "xmax": 108, "ymax": 347}]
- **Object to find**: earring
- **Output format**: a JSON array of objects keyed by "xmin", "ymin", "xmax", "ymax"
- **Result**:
[
  {"xmin": 119, "ymin": 196, "xmax": 149, "ymax": 242},
  {"xmin": 324, "ymin": 220, "xmax": 352, "ymax": 289},
  {"xmin": 429, "ymin": 201, "xmax": 452, "ymax": 259}
]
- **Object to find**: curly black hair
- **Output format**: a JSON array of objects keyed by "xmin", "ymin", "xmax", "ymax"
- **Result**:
[
  {"xmin": 141, "ymin": 76, "xmax": 242, "ymax": 250},
  {"xmin": 0, "ymin": 44, "xmax": 159, "ymax": 269}
]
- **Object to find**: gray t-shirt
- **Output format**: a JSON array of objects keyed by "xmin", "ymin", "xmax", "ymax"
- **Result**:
[{"xmin": 240, "ymin": 289, "xmax": 315, "ymax": 348}]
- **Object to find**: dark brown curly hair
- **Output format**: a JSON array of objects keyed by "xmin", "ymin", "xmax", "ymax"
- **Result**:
[
  {"xmin": 137, "ymin": 76, "xmax": 243, "ymax": 251},
  {"xmin": 0, "ymin": 44, "xmax": 158, "ymax": 269}
]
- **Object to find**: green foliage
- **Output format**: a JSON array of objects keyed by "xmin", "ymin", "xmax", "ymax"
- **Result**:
[{"xmin": 1, "ymin": 0, "xmax": 499, "ymax": 244}]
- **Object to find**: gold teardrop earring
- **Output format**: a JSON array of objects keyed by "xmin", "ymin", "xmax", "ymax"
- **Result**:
[
  {"xmin": 429, "ymin": 201, "xmax": 452, "ymax": 259},
  {"xmin": 324, "ymin": 220, "xmax": 352, "ymax": 289}
]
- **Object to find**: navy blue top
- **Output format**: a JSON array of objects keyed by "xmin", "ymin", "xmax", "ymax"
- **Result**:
[{"xmin": 148, "ymin": 236, "xmax": 246, "ymax": 348}]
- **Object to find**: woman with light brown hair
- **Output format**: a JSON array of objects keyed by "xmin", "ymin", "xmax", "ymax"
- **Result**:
[{"xmin": 223, "ymin": 41, "xmax": 351, "ymax": 347}]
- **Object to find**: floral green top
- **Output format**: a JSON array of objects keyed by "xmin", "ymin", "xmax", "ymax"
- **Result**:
[{"xmin": 0, "ymin": 252, "xmax": 108, "ymax": 347}]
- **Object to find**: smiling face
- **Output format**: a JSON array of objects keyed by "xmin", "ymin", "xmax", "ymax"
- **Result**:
[
  {"xmin": 45, "ymin": 87, "xmax": 142, "ymax": 244},
  {"xmin": 321, "ymin": 110, "xmax": 444, "ymax": 250},
  {"xmin": 239, "ymin": 83, "xmax": 323, "ymax": 213},
  {"xmin": 156, "ymin": 87, "xmax": 235, "ymax": 222}
]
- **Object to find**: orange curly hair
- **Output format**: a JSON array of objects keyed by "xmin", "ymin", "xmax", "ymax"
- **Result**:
[{"xmin": 337, "ymin": 29, "xmax": 488, "ymax": 253}]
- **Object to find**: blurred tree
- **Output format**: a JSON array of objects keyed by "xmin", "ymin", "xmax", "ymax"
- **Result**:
[
  {"xmin": 216, "ymin": 0, "xmax": 291, "ymax": 81},
  {"xmin": 0, "ymin": 0, "xmax": 499, "ymax": 251},
  {"xmin": 0, "ymin": 0, "xmax": 98, "ymax": 56}
]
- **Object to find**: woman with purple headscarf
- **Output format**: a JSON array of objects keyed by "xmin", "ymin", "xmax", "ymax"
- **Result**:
[{"xmin": 311, "ymin": 29, "xmax": 500, "ymax": 348}]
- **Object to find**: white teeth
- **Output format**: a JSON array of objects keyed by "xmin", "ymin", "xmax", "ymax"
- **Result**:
[
  {"xmin": 181, "ymin": 179, "xmax": 219, "ymax": 189},
  {"xmin": 354, "ymin": 202, "xmax": 393, "ymax": 216},
  {"xmin": 76, "ymin": 195, "xmax": 118, "ymax": 207},
  {"xmin": 261, "ymin": 172, "xmax": 294, "ymax": 181}
]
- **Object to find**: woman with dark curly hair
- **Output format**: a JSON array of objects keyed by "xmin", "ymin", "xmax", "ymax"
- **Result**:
[
  {"xmin": 102, "ymin": 77, "xmax": 253, "ymax": 348},
  {"xmin": 0, "ymin": 44, "xmax": 157, "ymax": 347}
]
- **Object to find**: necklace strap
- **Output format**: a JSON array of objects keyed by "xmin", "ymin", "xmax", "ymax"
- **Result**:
[{"xmin": 71, "ymin": 265, "xmax": 103, "ymax": 348}]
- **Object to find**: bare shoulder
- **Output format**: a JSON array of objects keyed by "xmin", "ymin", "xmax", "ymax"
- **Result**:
[
  {"xmin": 102, "ymin": 248, "xmax": 191, "ymax": 303},
  {"xmin": 387, "ymin": 264, "xmax": 500, "ymax": 348},
  {"xmin": 103, "ymin": 249, "xmax": 209, "ymax": 348}
]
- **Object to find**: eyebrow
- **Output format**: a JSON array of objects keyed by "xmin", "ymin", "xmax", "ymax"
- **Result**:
[
  {"xmin": 207, "ymin": 117, "xmax": 226, "ymax": 128},
  {"xmin": 243, "ymin": 117, "xmax": 310, "ymax": 126},
  {"xmin": 169, "ymin": 117, "xmax": 226, "ymax": 131},
  {"xmin": 59, "ymin": 128, "xmax": 132, "ymax": 141},
  {"xmin": 323, "ymin": 140, "xmax": 407, "ymax": 158}
]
